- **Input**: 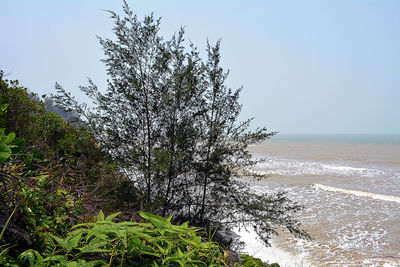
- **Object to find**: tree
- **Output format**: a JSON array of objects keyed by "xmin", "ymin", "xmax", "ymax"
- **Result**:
[{"xmin": 54, "ymin": 0, "xmax": 308, "ymax": 246}]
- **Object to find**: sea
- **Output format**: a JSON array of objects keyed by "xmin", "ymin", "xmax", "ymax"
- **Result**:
[{"xmin": 237, "ymin": 135, "xmax": 400, "ymax": 266}]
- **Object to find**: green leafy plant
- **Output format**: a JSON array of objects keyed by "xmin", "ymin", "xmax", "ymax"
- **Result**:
[
  {"xmin": 15, "ymin": 210, "xmax": 275, "ymax": 267},
  {"xmin": 17, "ymin": 176, "xmax": 82, "ymax": 235},
  {"xmin": 239, "ymin": 254, "xmax": 279, "ymax": 267},
  {"xmin": 0, "ymin": 138, "xmax": 11, "ymax": 163},
  {"xmin": 0, "ymin": 162, "xmax": 83, "ymax": 258},
  {"xmin": 1, "ymin": 69, "xmax": 136, "ymax": 219},
  {"xmin": 1, "ymin": 103, "xmax": 9, "ymax": 114},
  {"xmin": 0, "ymin": 103, "xmax": 25, "ymax": 163},
  {"xmin": 0, "ymin": 129, "xmax": 25, "ymax": 162},
  {"xmin": 18, "ymin": 210, "xmax": 227, "ymax": 266}
]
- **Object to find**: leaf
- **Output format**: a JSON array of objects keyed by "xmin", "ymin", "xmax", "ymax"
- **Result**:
[
  {"xmin": 139, "ymin": 211, "xmax": 172, "ymax": 229},
  {"xmin": 48, "ymin": 233, "xmax": 67, "ymax": 249},
  {"xmin": 80, "ymin": 238, "xmax": 108, "ymax": 253},
  {"xmin": 105, "ymin": 212, "xmax": 121, "ymax": 222},
  {"xmin": 42, "ymin": 255, "xmax": 67, "ymax": 264},
  {"xmin": 13, "ymin": 137, "xmax": 25, "ymax": 145},
  {"xmin": 140, "ymin": 251, "xmax": 162, "ymax": 258},
  {"xmin": 18, "ymin": 250, "xmax": 35, "ymax": 266},
  {"xmin": 18, "ymin": 249, "xmax": 43, "ymax": 265},
  {"xmin": 85, "ymin": 224, "xmax": 118, "ymax": 241},
  {"xmin": 79, "ymin": 238, "xmax": 109, "ymax": 253},
  {"xmin": 66, "ymin": 261, "xmax": 81, "ymax": 267},
  {"xmin": 37, "ymin": 174, "xmax": 50, "ymax": 186},
  {"xmin": 97, "ymin": 210, "xmax": 105, "ymax": 221},
  {"xmin": 1, "ymin": 103, "xmax": 9, "ymax": 112},
  {"xmin": 65, "ymin": 232, "xmax": 83, "ymax": 251},
  {"xmin": 3, "ymin": 132, "xmax": 15, "ymax": 144},
  {"xmin": 128, "ymin": 236, "xmax": 152, "ymax": 252},
  {"xmin": 12, "ymin": 137, "xmax": 25, "ymax": 153},
  {"xmin": 0, "ymin": 141, "xmax": 12, "ymax": 162},
  {"xmin": 75, "ymin": 259, "xmax": 107, "ymax": 267}
]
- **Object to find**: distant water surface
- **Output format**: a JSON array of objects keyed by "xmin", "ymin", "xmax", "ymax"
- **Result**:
[{"xmin": 271, "ymin": 134, "xmax": 400, "ymax": 144}]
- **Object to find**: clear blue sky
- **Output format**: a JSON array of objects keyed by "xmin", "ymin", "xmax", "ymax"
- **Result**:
[{"xmin": 1, "ymin": 0, "xmax": 399, "ymax": 134}]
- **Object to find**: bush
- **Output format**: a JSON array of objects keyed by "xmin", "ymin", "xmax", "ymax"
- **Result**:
[
  {"xmin": 0, "ymin": 73, "xmax": 132, "ymax": 262},
  {"xmin": 17, "ymin": 211, "xmax": 226, "ymax": 266},
  {"xmin": 16, "ymin": 210, "xmax": 278, "ymax": 267},
  {"xmin": 0, "ymin": 72, "xmax": 140, "ymax": 219}
]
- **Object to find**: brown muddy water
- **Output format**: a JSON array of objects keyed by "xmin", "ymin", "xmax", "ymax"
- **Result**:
[{"xmin": 238, "ymin": 135, "xmax": 400, "ymax": 266}]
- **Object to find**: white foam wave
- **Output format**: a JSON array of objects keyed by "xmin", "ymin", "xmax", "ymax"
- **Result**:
[
  {"xmin": 254, "ymin": 157, "xmax": 389, "ymax": 178},
  {"xmin": 313, "ymin": 184, "xmax": 400, "ymax": 203},
  {"xmin": 321, "ymin": 164, "xmax": 368, "ymax": 172}
]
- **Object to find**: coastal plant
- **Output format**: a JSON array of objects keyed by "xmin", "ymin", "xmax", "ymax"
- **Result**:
[
  {"xmin": 0, "ymin": 104, "xmax": 25, "ymax": 163},
  {"xmin": 0, "ymin": 120, "xmax": 83, "ymax": 253},
  {"xmin": 14, "ymin": 210, "xmax": 277, "ymax": 267},
  {"xmin": 0, "ymin": 69, "xmax": 140, "ymax": 221},
  {"xmin": 239, "ymin": 254, "xmax": 280, "ymax": 267},
  {"xmin": 18, "ymin": 210, "xmax": 228, "ymax": 266},
  {"xmin": 0, "ymin": 129, "xmax": 15, "ymax": 163},
  {"xmin": 0, "ymin": 164, "xmax": 84, "ymax": 251}
]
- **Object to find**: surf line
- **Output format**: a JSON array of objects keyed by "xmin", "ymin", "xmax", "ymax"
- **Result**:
[{"xmin": 313, "ymin": 184, "xmax": 400, "ymax": 203}]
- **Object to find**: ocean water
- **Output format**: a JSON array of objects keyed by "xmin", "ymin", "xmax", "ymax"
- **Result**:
[{"xmin": 239, "ymin": 135, "xmax": 400, "ymax": 266}]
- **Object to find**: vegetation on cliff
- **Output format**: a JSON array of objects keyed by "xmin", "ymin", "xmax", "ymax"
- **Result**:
[
  {"xmin": 54, "ymin": 0, "xmax": 307, "ymax": 246},
  {"xmin": 0, "ymin": 2, "xmax": 307, "ymax": 266},
  {"xmin": 0, "ymin": 70, "xmax": 280, "ymax": 266}
]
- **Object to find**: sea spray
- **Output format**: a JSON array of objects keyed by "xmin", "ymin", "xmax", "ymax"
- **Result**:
[{"xmin": 234, "ymin": 227, "xmax": 312, "ymax": 267}]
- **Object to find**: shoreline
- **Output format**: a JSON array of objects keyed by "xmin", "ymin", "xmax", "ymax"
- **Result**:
[{"xmin": 235, "ymin": 227, "xmax": 312, "ymax": 267}]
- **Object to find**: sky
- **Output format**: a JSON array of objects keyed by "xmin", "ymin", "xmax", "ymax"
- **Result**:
[{"xmin": 1, "ymin": 0, "xmax": 399, "ymax": 135}]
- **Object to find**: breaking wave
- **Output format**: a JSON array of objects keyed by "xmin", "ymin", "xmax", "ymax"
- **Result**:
[
  {"xmin": 254, "ymin": 157, "xmax": 393, "ymax": 178},
  {"xmin": 313, "ymin": 183, "xmax": 400, "ymax": 203}
]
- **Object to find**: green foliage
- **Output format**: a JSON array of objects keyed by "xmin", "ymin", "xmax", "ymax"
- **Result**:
[
  {"xmin": 240, "ymin": 254, "xmax": 279, "ymax": 267},
  {"xmin": 0, "ymin": 129, "xmax": 25, "ymax": 162},
  {"xmin": 0, "ymin": 247, "xmax": 19, "ymax": 267},
  {"xmin": 0, "ymin": 161, "xmax": 85, "ymax": 266},
  {"xmin": 1, "ymin": 104, "xmax": 9, "ymax": 113},
  {"xmin": 0, "ymin": 69, "xmax": 140, "ymax": 220},
  {"xmin": 0, "ymin": 101, "xmax": 83, "ymax": 259},
  {"xmin": 0, "ymin": 140, "xmax": 11, "ymax": 163},
  {"xmin": 19, "ymin": 175, "xmax": 82, "ymax": 234},
  {"xmin": 5, "ymin": 210, "xmax": 274, "ymax": 266},
  {"xmin": 0, "ymin": 78, "xmax": 71, "ymax": 157},
  {"xmin": 0, "ymin": 163, "xmax": 83, "ymax": 246},
  {"xmin": 17, "ymin": 210, "xmax": 228, "ymax": 266},
  {"xmin": 0, "ymin": 104, "xmax": 25, "ymax": 163}
]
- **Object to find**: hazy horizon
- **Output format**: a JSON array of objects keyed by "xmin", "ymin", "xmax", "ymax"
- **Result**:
[
  {"xmin": 269, "ymin": 133, "xmax": 400, "ymax": 144},
  {"xmin": 1, "ymin": 0, "xmax": 399, "ymax": 135}
]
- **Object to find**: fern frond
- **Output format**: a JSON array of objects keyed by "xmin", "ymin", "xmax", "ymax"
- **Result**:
[
  {"xmin": 97, "ymin": 210, "xmax": 104, "ymax": 221},
  {"xmin": 105, "ymin": 212, "xmax": 121, "ymax": 221},
  {"xmin": 64, "ymin": 232, "xmax": 83, "ymax": 251}
]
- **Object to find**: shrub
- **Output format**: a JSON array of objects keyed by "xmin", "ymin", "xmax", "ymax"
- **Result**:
[
  {"xmin": 0, "ymin": 71, "xmax": 140, "ymax": 220},
  {"xmin": 18, "ymin": 211, "xmax": 227, "ymax": 266}
]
